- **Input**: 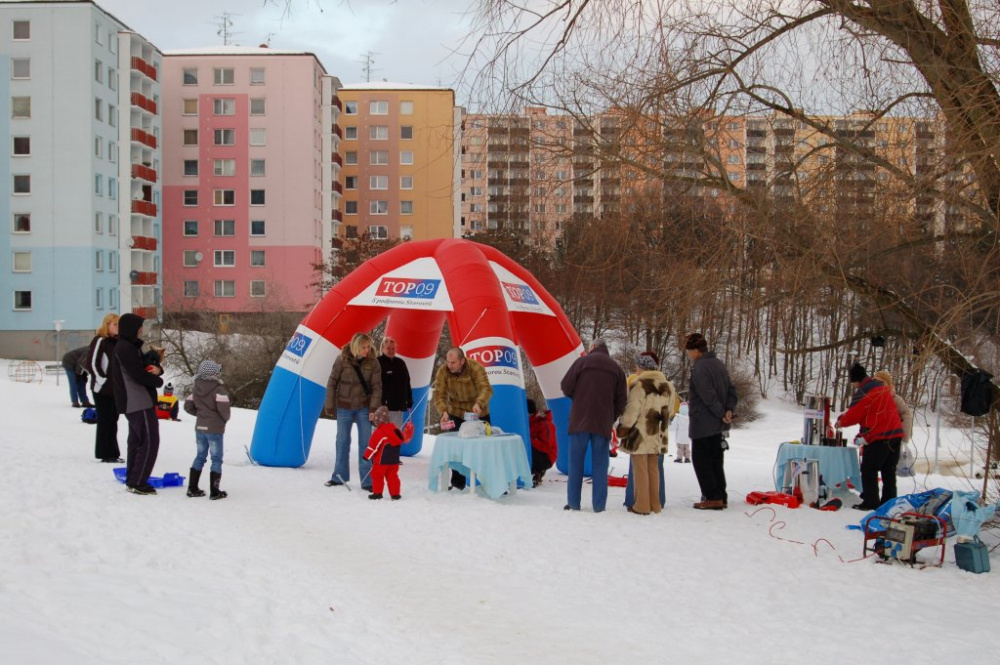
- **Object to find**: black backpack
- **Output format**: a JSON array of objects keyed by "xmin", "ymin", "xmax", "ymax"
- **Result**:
[{"xmin": 960, "ymin": 369, "xmax": 994, "ymax": 417}]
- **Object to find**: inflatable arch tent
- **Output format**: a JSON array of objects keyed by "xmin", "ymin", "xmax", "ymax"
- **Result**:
[{"xmin": 250, "ymin": 238, "xmax": 588, "ymax": 474}]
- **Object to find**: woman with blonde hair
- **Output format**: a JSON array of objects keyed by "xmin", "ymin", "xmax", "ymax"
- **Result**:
[
  {"xmin": 324, "ymin": 332, "xmax": 382, "ymax": 491},
  {"xmin": 88, "ymin": 313, "xmax": 122, "ymax": 462}
]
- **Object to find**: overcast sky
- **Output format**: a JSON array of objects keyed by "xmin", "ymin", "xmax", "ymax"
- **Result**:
[{"xmin": 98, "ymin": 0, "xmax": 479, "ymax": 92}]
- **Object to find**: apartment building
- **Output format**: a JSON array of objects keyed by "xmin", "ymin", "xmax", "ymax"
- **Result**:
[
  {"xmin": 161, "ymin": 46, "xmax": 339, "ymax": 314},
  {"xmin": 0, "ymin": 0, "xmax": 161, "ymax": 359},
  {"xmin": 336, "ymin": 83, "xmax": 458, "ymax": 242}
]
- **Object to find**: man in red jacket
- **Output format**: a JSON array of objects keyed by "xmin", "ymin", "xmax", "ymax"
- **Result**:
[{"xmin": 835, "ymin": 363, "xmax": 905, "ymax": 511}]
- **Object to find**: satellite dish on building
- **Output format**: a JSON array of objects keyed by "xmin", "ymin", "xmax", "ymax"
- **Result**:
[
  {"xmin": 129, "ymin": 270, "xmax": 140, "ymax": 282},
  {"xmin": 195, "ymin": 252, "xmax": 204, "ymax": 262}
]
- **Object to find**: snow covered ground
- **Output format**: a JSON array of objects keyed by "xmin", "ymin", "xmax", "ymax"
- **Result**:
[{"xmin": 1, "ymin": 358, "xmax": 996, "ymax": 665}]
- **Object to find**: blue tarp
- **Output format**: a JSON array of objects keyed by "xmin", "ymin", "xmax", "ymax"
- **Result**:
[
  {"xmin": 950, "ymin": 490, "xmax": 1000, "ymax": 540},
  {"xmin": 848, "ymin": 488, "xmax": 955, "ymax": 537}
]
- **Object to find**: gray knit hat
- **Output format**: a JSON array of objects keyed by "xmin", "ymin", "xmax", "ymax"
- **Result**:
[
  {"xmin": 196, "ymin": 359, "xmax": 223, "ymax": 380},
  {"xmin": 636, "ymin": 354, "xmax": 658, "ymax": 371}
]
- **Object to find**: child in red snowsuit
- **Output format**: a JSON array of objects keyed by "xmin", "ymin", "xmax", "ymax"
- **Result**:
[
  {"xmin": 364, "ymin": 421, "xmax": 407, "ymax": 500},
  {"xmin": 527, "ymin": 399, "xmax": 558, "ymax": 487}
]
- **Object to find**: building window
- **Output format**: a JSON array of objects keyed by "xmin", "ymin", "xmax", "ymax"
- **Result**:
[
  {"xmin": 370, "ymin": 125, "xmax": 389, "ymax": 140},
  {"xmin": 400, "ymin": 225, "xmax": 413, "ymax": 240},
  {"xmin": 95, "ymin": 98, "xmax": 103, "ymax": 121},
  {"xmin": 183, "ymin": 129, "xmax": 198, "ymax": 146},
  {"xmin": 214, "ymin": 190, "xmax": 235, "ymax": 206},
  {"xmin": 12, "ymin": 137, "xmax": 30, "ymax": 156},
  {"xmin": 214, "ymin": 280, "xmax": 235, "ymax": 297},
  {"xmin": 95, "ymin": 59, "xmax": 103, "ymax": 82},
  {"xmin": 249, "ymin": 67, "xmax": 266, "ymax": 85},
  {"xmin": 214, "ymin": 250, "xmax": 235, "ymax": 267},
  {"xmin": 250, "ymin": 280, "xmax": 266, "ymax": 297},
  {"xmin": 108, "ymin": 252, "xmax": 117, "ymax": 272},
  {"xmin": 12, "ymin": 96, "xmax": 30, "ymax": 118},
  {"xmin": 95, "ymin": 136, "xmax": 103, "ymax": 158},
  {"xmin": 108, "ymin": 105, "xmax": 116, "ymax": 127},
  {"xmin": 183, "ymin": 190, "xmax": 198, "ymax": 206},
  {"xmin": 249, "ymin": 128, "xmax": 266, "ymax": 146},
  {"xmin": 400, "ymin": 101, "xmax": 413, "ymax": 115},
  {"xmin": 183, "ymin": 220, "xmax": 198, "ymax": 236},
  {"xmin": 250, "ymin": 159, "xmax": 266, "ymax": 176},
  {"xmin": 95, "ymin": 250, "xmax": 103, "ymax": 271},
  {"xmin": 183, "ymin": 250, "xmax": 199, "ymax": 267},
  {"xmin": 108, "ymin": 178, "xmax": 117, "ymax": 200},
  {"xmin": 13, "ymin": 290, "xmax": 31, "ymax": 311},
  {"xmin": 345, "ymin": 201, "xmax": 358, "ymax": 215},
  {"xmin": 345, "ymin": 176, "xmax": 357, "ymax": 190},
  {"xmin": 728, "ymin": 171, "xmax": 740, "ymax": 181},
  {"xmin": 182, "ymin": 99, "xmax": 197, "ymax": 115},
  {"xmin": 401, "ymin": 200, "xmax": 413, "ymax": 215},
  {"xmin": 13, "ymin": 175, "xmax": 30, "ymax": 194},
  {"xmin": 250, "ymin": 190, "xmax": 265, "ymax": 206},
  {"xmin": 183, "ymin": 68, "xmax": 197, "ymax": 85},
  {"xmin": 94, "ymin": 287, "xmax": 102, "ymax": 309},
  {"xmin": 11, "ymin": 58, "xmax": 30, "ymax": 79},
  {"xmin": 250, "ymin": 98, "xmax": 266, "ymax": 115},
  {"xmin": 369, "ymin": 100, "xmax": 388, "ymax": 115},
  {"xmin": 370, "ymin": 200, "xmax": 388, "ymax": 215},
  {"xmin": 12, "ymin": 251, "xmax": 31, "ymax": 273},
  {"xmin": 13, "ymin": 213, "xmax": 30, "ymax": 233},
  {"xmin": 183, "ymin": 160, "xmax": 198, "ymax": 176},
  {"xmin": 95, "ymin": 212, "xmax": 103, "ymax": 233},
  {"xmin": 345, "ymin": 225, "xmax": 358, "ymax": 239},
  {"xmin": 400, "ymin": 125, "xmax": 413, "ymax": 140},
  {"xmin": 555, "ymin": 203, "xmax": 567, "ymax": 213},
  {"xmin": 370, "ymin": 150, "xmax": 389, "ymax": 165},
  {"xmin": 109, "ymin": 215, "xmax": 117, "ymax": 236},
  {"xmin": 214, "ymin": 159, "xmax": 236, "ymax": 176},
  {"xmin": 108, "ymin": 141, "xmax": 116, "ymax": 162},
  {"xmin": 13, "ymin": 20, "xmax": 30, "ymax": 40},
  {"xmin": 344, "ymin": 101, "xmax": 358, "ymax": 114},
  {"xmin": 250, "ymin": 220, "xmax": 265, "ymax": 236},
  {"xmin": 213, "ymin": 98, "xmax": 235, "ymax": 115},
  {"xmin": 214, "ymin": 129, "xmax": 235, "ymax": 146},
  {"xmin": 345, "ymin": 126, "xmax": 357, "ymax": 140},
  {"xmin": 109, "ymin": 287, "xmax": 117, "ymax": 308},
  {"xmin": 184, "ymin": 281, "xmax": 199, "ymax": 297},
  {"xmin": 369, "ymin": 175, "xmax": 388, "ymax": 190},
  {"xmin": 368, "ymin": 225, "xmax": 389, "ymax": 239},
  {"xmin": 250, "ymin": 250, "xmax": 266, "ymax": 267},
  {"xmin": 400, "ymin": 176, "xmax": 413, "ymax": 190},
  {"xmin": 214, "ymin": 219, "xmax": 235, "ymax": 236},
  {"xmin": 213, "ymin": 67, "xmax": 234, "ymax": 85},
  {"xmin": 401, "ymin": 151, "xmax": 414, "ymax": 165},
  {"xmin": 345, "ymin": 151, "xmax": 358, "ymax": 165}
]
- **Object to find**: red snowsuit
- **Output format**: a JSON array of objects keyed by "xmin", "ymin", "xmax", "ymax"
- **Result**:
[
  {"xmin": 529, "ymin": 411, "xmax": 558, "ymax": 465},
  {"xmin": 364, "ymin": 423, "xmax": 406, "ymax": 496}
]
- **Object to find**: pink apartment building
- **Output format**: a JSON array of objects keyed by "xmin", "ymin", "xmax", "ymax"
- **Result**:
[{"xmin": 161, "ymin": 46, "xmax": 340, "ymax": 314}]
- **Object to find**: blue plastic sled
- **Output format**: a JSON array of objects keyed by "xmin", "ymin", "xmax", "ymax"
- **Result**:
[{"xmin": 113, "ymin": 467, "xmax": 185, "ymax": 488}]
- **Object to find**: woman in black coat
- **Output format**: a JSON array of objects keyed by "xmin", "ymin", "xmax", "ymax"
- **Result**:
[{"xmin": 88, "ymin": 313, "xmax": 122, "ymax": 462}]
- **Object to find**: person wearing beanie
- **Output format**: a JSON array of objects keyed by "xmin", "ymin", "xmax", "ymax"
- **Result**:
[
  {"xmin": 835, "ymin": 363, "xmax": 904, "ymax": 510},
  {"xmin": 183, "ymin": 359, "xmax": 231, "ymax": 500},
  {"xmin": 110, "ymin": 313, "xmax": 163, "ymax": 495},
  {"xmin": 617, "ymin": 352, "xmax": 678, "ymax": 515},
  {"xmin": 363, "ymin": 406, "xmax": 408, "ymax": 500},
  {"xmin": 527, "ymin": 398, "xmax": 558, "ymax": 487},
  {"xmin": 684, "ymin": 333, "xmax": 738, "ymax": 510}
]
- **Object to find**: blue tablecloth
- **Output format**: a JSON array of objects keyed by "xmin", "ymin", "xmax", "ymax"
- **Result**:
[
  {"xmin": 773, "ymin": 442, "xmax": 861, "ymax": 492},
  {"xmin": 428, "ymin": 433, "xmax": 532, "ymax": 500}
]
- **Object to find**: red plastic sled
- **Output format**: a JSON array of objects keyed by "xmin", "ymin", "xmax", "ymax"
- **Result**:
[{"xmin": 745, "ymin": 491, "xmax": 801, "ymax": 508}]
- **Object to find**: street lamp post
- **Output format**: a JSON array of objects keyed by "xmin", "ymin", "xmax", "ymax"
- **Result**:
[{"xmin": 53, "ymin": 320, "xmax": 64, "ymax": 387}]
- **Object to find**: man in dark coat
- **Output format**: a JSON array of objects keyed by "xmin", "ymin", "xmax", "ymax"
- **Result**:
[
  {"xmin": 110, "ymin": 313, "xmax": 163, "ymax": 495},
  {"xmin": 685, "ymin": 333, "xmax": 738, "ymax": 510},
  {"xmin": 377, "ymin": 336, "xmax": 413, "ymax": 429},
  {"xmin": 560, "ymin": 339, "xmax": 628, "ymax": 512},
  {"xmin": 61, "ymin": 345, "xmax": 92, "ymax": 407}
]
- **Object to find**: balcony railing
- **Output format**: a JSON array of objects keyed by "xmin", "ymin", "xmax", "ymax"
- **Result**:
[
  {"xmin": 131, "ymin": 235, "xmax": 158, "ymax": 251},
  {"xmin": 131, "ymin": 164, "xmax": 157, "ymax": 183},
  {"xmin": 130, "ymin": 56, "xmax": 158, "ymax": 81},
  {"xmin": 333, "ymin": 125, "xmax": 343, "ymax": 139},
  {"xmin": 332, "ymin": 152, "xmax": 343, "ymax": 166},
  {"xmin": 133, "ymin": 306, "xmax": 158, "ymax": 319},
  {"xmin": 131, "ymin": 272, "xmax": 157, "ymax": 286},
  {"xmin": 131, "ymin": 128, "xmax": 157, "ymax": 149},
  {"xmin": 332, "ymin": 209, "xmax": 343, "ymax": 222},
  {"xmin": 331, "ymin": 96, "xmax": 343, "ymax": 111},
  {"xmin": 333, "ymin": 181, "xmax": 343, "ymax": 194},
  {"xmin": 130, "ymin": 91, "xmax": 158, "ymax": 115},
  {"xmin": 131, "ymin": 200, "xmax": 158, "ymax": 217}
]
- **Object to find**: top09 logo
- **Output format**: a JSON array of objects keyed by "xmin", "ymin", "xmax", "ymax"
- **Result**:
[
  {"xmin": 285, "ymin": 332, "xmax": 312, "ymax": 357},
  {"xmin": 501, "ymin": 281, "xmax": 539, "ymax": 305},
  {"xmin": 375, "ymin": 277, "xmax": 440, "ymax": 299},
  {"xmin": 467, "ymin": 345, "xmax": 519, "ymax": 369}
]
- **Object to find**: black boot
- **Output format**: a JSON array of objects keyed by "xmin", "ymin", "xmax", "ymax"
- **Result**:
[
  {"xmin": 187, "ymin": 468, "xmax": 206, "ymax": 498},
  {"xmin": 209, "ymin": 471, "xmax": 227, "ymax": 500}
]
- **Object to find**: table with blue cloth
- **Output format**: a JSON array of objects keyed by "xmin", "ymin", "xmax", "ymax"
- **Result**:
[
  {"xmin": 428, "ymin": 432, "xmax": 532, "ymax": 500},
  {"xmin": 773, "ymin": 442, "xmax": 861, "ymax": 493}
]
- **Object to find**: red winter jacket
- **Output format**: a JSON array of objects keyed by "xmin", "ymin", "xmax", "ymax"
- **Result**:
[
  {"xmin": 837, "ymin": 378, "xmax": 905, "ymax": 443},
  {"xmin": 364, "ymin": 423, "xmax": 405, "ymax": 466},
  {"xmin": 529, "ymin": 412, "xmax": 558, "ymax": 464}
]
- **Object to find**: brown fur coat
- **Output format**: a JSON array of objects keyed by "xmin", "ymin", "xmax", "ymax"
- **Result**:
[{"xmin": 617, "ymin": 370, "xmax": 678, "ymax": 455}]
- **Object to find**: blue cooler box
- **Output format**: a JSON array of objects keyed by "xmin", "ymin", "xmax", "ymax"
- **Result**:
[{"xmin": 954, "ymin": 539, "xmax": 990, "ymax": 574}]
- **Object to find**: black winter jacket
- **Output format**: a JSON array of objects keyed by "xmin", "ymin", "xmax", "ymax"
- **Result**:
[
  {"xmin": 111, "ymin": 336, "xmax": 163, "ymax": 415},
  {"xmin": 688, "ymin": 351, "xmax": 738, "ymax": 440},
  {"xmin": 87, "ymin": 335, "xmax": 117, "ymax": 396},
  {"xmin": 378, "ymin": 354, "xmax": 413, "ymax": 411}
]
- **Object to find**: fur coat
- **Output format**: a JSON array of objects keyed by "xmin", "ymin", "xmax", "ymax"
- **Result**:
[{"xmin": 617, "ymin": 370, "xmax": 678, "ymax": 456}]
